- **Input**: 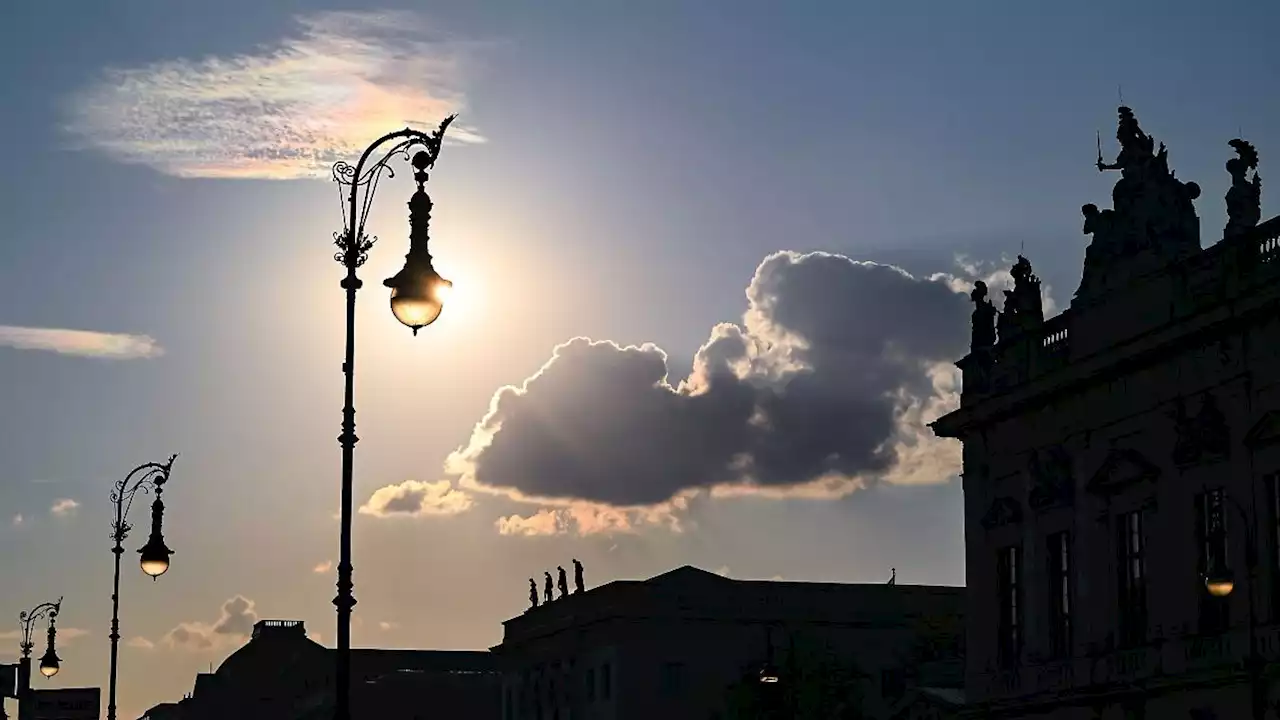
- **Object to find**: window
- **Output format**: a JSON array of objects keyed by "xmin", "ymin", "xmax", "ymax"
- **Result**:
[
  {"xmin": 1046, "ymin": 531, "xmax": 1072, "ymax": 657},
  {"xmin": 1117, "ymin": 510, "xmax": 1148, "ymax": 645},
  {"xmin": 996, "ymin": 545, "xmax": 1022, "ymax": 666},
  {"xmin": 601, "ymin": 662, "xmax": 612, "ymax": 701},
  {"xmin": 660, "ymin": 662, "xmax": 685, "ymax": 697},
  {"xmin": 1269, "ymin": 473, "xmax": 1280, "ymax": 617},
  {"xmin": 1196, "ymin": 489, "xmax": 1230, "ymax": 633}
]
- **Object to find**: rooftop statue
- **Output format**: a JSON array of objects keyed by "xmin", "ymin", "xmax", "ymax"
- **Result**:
[
  {"xmin": 1078, "ymin": 107, "xmax": 1202, "ymax": 301},
  {"xmin": 1225, "ymin": 138, "xmax": 1262, "ymax": 239},
  {"xmin": 969, "ymin": 281, "xmax": 997, "ymax": 351},
  {"xmin": 996, "ymin": 255, "xmax": 1044, "ymax": 343}
]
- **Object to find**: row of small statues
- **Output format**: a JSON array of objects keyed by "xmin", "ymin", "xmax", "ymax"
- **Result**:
[{"xmin": 528, "ymin": 559, "xmax": 586, "ymax": 608}]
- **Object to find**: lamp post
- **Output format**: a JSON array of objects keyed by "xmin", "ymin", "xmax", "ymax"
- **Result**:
[
  {"xmin": 328, "ymin": 116, "xmax": 457, "ymax": 720},
  {"xmin": 1203, "ymin": 490, "xmax": 1264, "ymax": 720},
  {"xmin": 107, "ymin": 456, "xmax": 178, "ymax": 720},
  {"xmin": 15, "ymin": 598, "xmax": 62, "ymax": 720}
]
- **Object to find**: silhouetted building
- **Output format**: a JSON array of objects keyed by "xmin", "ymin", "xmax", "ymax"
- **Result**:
[
  {"xmin": 137, "ymin": 620, "xmax": 499, "ymax": 720},
  {"xmin": 933, "ymin": 108, "xmax": 1280, "ymax": 717},
  {"xmin": 491, "ymin": 565, "xmax": 964, "ymax": 719}
]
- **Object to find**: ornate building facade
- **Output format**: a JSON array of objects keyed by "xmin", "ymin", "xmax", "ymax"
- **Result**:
[{"xmin": 932, "ymin": 108, "xmax": 1280, "ymax": 719}]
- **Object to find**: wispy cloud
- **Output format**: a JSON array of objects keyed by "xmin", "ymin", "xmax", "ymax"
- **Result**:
[
  {"xmin": 50, "ymin": 498, "xmax": 80, "ymax": 517},
  {"xmin": 128, "ymin": 636, "xmax": 155, "ymax": 650},
  {"xmin": 11, "ymin": 514, "xmax": 24, "ymax": 527},
  {"xmin": 0, "ymin": 628, "xmax": 89, "ymax": 645},
  {"xmin": 66, "ymin": 10, "xmax": 483, "ymax": 179},
  {"xmin": 360, "ymin": 479, "xmax": 473, "ymax": 518},
  {"xmin": 0, "ymin": 326, "xmax": 162, "ymax": 360},
  {"xmin": 313, "ymin": 560, "xmax": 333, "ymax": 574}
]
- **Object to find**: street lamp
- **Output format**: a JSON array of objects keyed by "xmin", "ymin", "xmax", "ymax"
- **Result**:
[
  {"xmin": 1201, "ymin": 490, "xmax": 1263, "ymax": 720},
  {"xmin": 107, "ymin": 456, "xmax": 178, "ymax": 720},
  {"xmin": 328, "ymin": 116, "xmax": 457, "ymax": 720},
  {"xmin": 13, "ymin": 598, "xmax": 62, "ymax": 720}
]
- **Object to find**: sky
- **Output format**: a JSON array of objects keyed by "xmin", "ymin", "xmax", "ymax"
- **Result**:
[{"xmin": 2, "ymin": 0, "xmax": 1279, "ymax": 716}]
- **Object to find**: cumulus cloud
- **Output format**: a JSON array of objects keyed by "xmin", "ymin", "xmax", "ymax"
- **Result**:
[
  {"xmin": 128, "ymin": 636, "xmax": 155, "ymax": 650},
  {"xmin": 66, "ymin": 10, "xmax": 483, "ymax": 179},
  {"xmin": 50, "ymin": 498, "xmax": 80, "ymax": 517},
  {"xmin": 0, "ymin": 326, "xmax": 162, "ymax": 360},
  {"xmin": 446, "ymin": 252, "xmax": 975, "ymax": 534},
  {"xmin": 359, "ymin": 479, "xmax": 473, "ymax": 518},
  {"xmin": 313, "ymin": 560, "xmax": 333, "ymax": 574},
  {"xmin": 163, "ymin": 596, "xmax": 258, "ymax": 651}
]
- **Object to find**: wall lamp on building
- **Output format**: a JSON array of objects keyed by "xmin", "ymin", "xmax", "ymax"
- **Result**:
[
  {"xmin": 107, "ymin": 455, "xmax": 179, "ymax": 720},
  {"xmin": 1201, "ymin": 488, "xmax": 1263, "ymax": 720},
  {"xmin": 758, "ymin": 628, "xmax": 780, "ymax": 684},
  {"xmin": 327, "ymin": 115, "xmax": 458, "ymax": 720}
]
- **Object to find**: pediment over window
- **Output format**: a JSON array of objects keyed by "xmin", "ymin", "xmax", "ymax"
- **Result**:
[
  {"xmin": 981, "ymin": 496, "xmax": 1023, "ymax": 530},
  {"xmin": 1087, "ymin": 449, "xmax": 1160, "ymax": 495},
  {"xmin": 1245, "ymin": 411, "xmax": 1280, "ymax": 449}
]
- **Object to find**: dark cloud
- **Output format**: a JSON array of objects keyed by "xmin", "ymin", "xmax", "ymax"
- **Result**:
[{"xmin": 448, "ymin": 251, "xmax": 973, "ymax": 509}]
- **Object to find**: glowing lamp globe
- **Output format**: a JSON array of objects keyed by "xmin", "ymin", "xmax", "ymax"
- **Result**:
[
  {"xmin": 38, "ymin": 650, "xmax": 60, "ymax": 678},
  {"xmin": 139, "ymin": 537, "xmax": 173, "ymax": 578},
  {"xmin": 387, "ymin": 269, "xmax": 452, "ymax": 334},
  {"xmin": 1205, "ymin": 574, "xmax": 1235, "ymax": 598}
]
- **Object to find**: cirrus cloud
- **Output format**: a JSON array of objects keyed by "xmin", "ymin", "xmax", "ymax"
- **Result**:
[
  {"xmin": 0, "ymin": 326, "xmax": 162, "ymax": 360},
  {"xmin": 66, "ymin": 10, "xmax": 484, "ymax": 179}
]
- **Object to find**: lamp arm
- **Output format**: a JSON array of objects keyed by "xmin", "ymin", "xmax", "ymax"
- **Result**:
[
  {"xmin": 331, "ymin": 116, "xmax": 456, "ymax": 271},
  {"xmin": 16, "ymin": 599, "xmax": 62, "ymax": 657},
  {"xmin": 110, "ymin": 456, "xmax": 177, "ymax": 545}
]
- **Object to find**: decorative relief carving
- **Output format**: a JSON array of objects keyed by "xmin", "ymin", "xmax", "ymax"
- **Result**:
[
  {"xmin": 1244, "ymin": 410, "xmax": 1280, "ymax": 449},
  {"xmin": 1028, "ymin": 445, "xmax": 1074, "ymax": 512},
  {"xmin": 1169, "ymin": 393, "xmax": 1230, "ymax": 467},
  {"xmin": 1087, "ymin": 448, "xmax": 1160, "ymax": 496},
  {"xmin": 981, "ymin": 496, "xmax": 1023, "ymax": 530}
]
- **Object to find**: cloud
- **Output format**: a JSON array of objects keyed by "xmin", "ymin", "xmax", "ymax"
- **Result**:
[
  {"xmin": 0, "ymin": 628, "xmax": 89, "ymax": 644},
  {"xmin": 11, "ymin": 514, "xmax": 24, "ymax": 527},
  {"xmin": 378, "ymin": 621, "xmax": 398, "ymax": 631},
  {"xmin": 128, "ymin": 636, "xmax": 155, "ymax": 650},
  {"xmin": 448, "ymin": 251, "xmax": 979, "ymax": 533},
  {"xmin": 313, "ymin": 560, "xmax": 333, "ymax": 574},
  {"xmin": 50, "ymin": 498, "xmax": 80, "ymax": 517},
  {"xmin": 360, "ymin": 479, "xmax": 473, "ymax": 518},
  {"xmin": 66, "ymin": 10, "xmax": 483, "ymax": 179},
  {"xmin": 0, "ymin": 326, "xmax": 162, "ymax": 360},
  {"xmin": 163, "ymin": 595, "xmax": 258, "ymax": 651}
]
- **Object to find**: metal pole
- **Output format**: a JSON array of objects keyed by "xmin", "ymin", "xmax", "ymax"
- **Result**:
[
  {"xmin": 334, "ymin": 259, "xmax": 360, "ymax": 720},
  {"xmin": 107, "ymin": 500, "xmax": 125, "ymax": 720}
]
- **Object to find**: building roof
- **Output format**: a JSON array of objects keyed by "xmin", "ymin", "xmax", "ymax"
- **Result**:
[{"xmin": 498, "ymin": 564, "xmax": 963, "ymax": 647}]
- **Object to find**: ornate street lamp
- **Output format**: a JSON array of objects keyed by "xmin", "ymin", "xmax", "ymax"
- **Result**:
[
  {"xmin": 107, "ymin": 456, "xmax": 178, "ymax": 720},
  {"xmin": 18, "ymin": 598, "xmax": 62, "ymax": 677},
  {"xmin": 328, "ymin": 116, "xmax": 457, "ymax": 720},
  {"xmin": 11, "ymin": 598, "xmax": 62, "ymax": 720},
  {"xmin": 1201, "ymin": 490, "xmax": 1263, "ymax": 720}
]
